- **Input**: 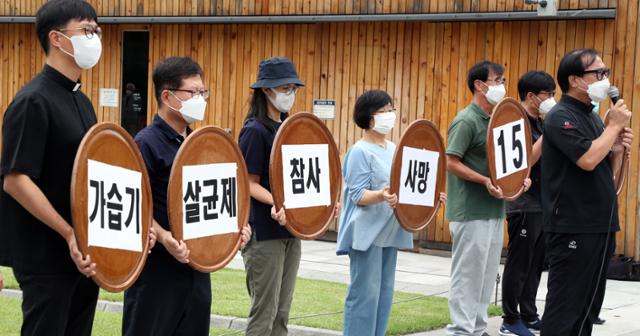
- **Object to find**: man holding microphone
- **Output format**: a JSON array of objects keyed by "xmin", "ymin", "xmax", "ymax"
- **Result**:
[{"xmin": 541, "ymin": 48, "xmax": 633, "ymax": 335}]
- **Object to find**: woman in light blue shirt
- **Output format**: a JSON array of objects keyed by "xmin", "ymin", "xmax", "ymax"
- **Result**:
[{"xmin": 337, "ymin": 90, "xmax": 446, "ymax": 336}]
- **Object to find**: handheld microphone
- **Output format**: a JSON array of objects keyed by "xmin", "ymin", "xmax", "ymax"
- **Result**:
[{"xmin": 608, "ymin": 86, "xmax": 620, "ymax": 104}]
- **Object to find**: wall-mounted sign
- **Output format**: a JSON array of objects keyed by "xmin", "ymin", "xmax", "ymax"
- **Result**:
[
  {"xmin": 99, "ymin": 88, "xmax": 119, "ymax": 108},
  {"xmin": 313, "ymin": 99, "xmax": 336, "ymax": 120}
]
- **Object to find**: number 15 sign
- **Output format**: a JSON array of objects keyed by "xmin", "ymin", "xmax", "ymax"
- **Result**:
[{"xmin": 486, "ymin": 98, "xmax": 532, "ymax": 200}]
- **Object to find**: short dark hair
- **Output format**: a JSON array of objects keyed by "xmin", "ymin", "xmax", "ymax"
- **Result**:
[
  {"xmin": 35, "ymin": 0, "xmax": 98, "ymax": 54},
  {"xmin": 152, "ymin": 57, "xmax": 204, "ymax": 107},
  {"xmin": 353, "ymin": 90, "xmax": 393, "ymax": 130},
  {"xmin": 557, "ymin": 48, "xmax": 599, "ymax": 93},
  {"xmin": 517, "ymin": 71, "xmax": 556, "ymax": 101},
  {"xmin": 467, "ymin": 60, "xmax": 505, "ymax": 93}
]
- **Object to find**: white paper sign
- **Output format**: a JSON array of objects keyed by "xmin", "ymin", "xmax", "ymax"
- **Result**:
[
  {"xmin": 281, "ymin": 144, "xmax": 331, "ymax": 209},
  {"xmin": 99, "ymin": 88, "xmax": 119, "ymax": 107},
  {"xmin": 182, "ymin": 163, "xmax": 239, "ymax": 240},
  {"xmin": 398, "ymin": 146, "xmax": 440, "ymax": 207},
  {"xmin": 87, "ymin": 159, "xmax": 143, "ymax": 252},
  {"xmin": 492, "ymin": 118, "xmax": 528, "ymax": 179},
  {"xmin": 313, "ymin": 99, "xmax": 336, "ymax": 120}
]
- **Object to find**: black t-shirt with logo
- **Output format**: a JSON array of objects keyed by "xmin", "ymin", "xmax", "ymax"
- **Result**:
[
  {"xmin": 541, "ymin": 95, "xmax": 619, "ymax": 234},
  {"xmin": 0, "ymin": 65, "xmax": 97, "ymax": 274}
]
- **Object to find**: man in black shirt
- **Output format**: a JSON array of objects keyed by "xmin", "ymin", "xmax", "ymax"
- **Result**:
[
  {"xmin": 541, "ymin": 48, "xmax": 633, "ymax": 335},
  {"xmin": 500, "ymin": 71, "xmax": 556, "ymax": 336},
  {"xmin": 0, "ymin": 1, "xmax": 102, "ymax": 335},
  {"xmin": 122, "ymin": 57, "xmax": 251, "ymax": 336}
]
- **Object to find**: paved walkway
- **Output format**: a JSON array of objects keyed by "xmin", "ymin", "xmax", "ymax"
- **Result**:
[{"xmin": 226, "ymin": 240, "xmax": 640, "ymax": 335}]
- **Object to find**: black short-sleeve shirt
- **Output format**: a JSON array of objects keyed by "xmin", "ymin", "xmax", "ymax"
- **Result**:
[
  {"xmin": 135, "ymin": 114, "xmax": 191, "ymax": 230},
  {"xmin": 0, "ymin": 65, "xmax": 97, "ymax": 274},
  {"xmin": 134, "ymin": 114, "xmax": 191, "ymax": 257},
  {"xmin": 541, "ymin": 95, "xmax": 619, "ymax": 234},
  {"xmin": 507, "ymin": 112, "xmax": 544, "ymax": 213},
  {"xmin": 238, "ymin": 117, "xmax": 294, "ymax": 241}
]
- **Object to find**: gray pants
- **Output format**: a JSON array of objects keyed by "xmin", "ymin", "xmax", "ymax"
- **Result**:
[
  {"xmin": 242, "ymin": 235, "xmax": 301, "ymax": 336},
  {"xmin": 447, "ymin": 218, "xmax": 504, "ymax": 336}
]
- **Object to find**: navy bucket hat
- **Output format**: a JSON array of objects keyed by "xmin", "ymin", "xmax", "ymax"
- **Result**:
[{"xmin": 250, "ymin": 57, "xmax": 305, "ymax": 89}]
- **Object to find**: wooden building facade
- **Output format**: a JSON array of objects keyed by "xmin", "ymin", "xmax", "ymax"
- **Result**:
[{"xmin": 2, "ymin": 0, "xmax": 639, "ymax": 259}]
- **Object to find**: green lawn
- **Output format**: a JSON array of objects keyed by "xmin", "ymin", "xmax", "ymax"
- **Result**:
[
  {"xmin": 0, "ymin": 296, "xmax": 234, "ymax": 336},
  {"xmin": 1, "ymin": 266, "xmax": 502, "ymax": 335}
]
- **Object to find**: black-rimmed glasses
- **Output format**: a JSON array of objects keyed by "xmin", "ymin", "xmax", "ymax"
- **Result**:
[
  {"xmin": 169, "ymin": 88, "xmax": 210, "ymax": 100},
  {"xmin": 59, "ymin": 26, "xmax": 102, "ymax": 39},
  {"xmin": 583, "ymin": 68, "xmax": 610, "ymax": 81}
]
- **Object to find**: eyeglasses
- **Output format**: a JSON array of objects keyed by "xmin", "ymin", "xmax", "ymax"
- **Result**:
[
  {"xmin": 59, "ymin": 26, "xmax": 102, "ymax": 39},
  {"xmin": 169, "ymin": 88, "xmax": 210, "ymax": 100},
  {"xmin": 487, "ymin": 77, "xmax": 506, "ymax": 85},
  {"xmin": 583, "ymin": 68, "xmax": 610, "ymax": 81}
]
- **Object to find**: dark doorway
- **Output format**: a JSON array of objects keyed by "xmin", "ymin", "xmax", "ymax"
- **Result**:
[{"xmin": 121, "ymin": 31, "xmax": 150, "ymax": 137}]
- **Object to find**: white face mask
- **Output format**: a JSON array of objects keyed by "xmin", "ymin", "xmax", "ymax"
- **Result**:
[
  {"xmin": 538, "ymin": 97, "xmax": 557, "ymax": 115},
  {"xmin": 372, "ymin": 111, "xmax": 396, "ymax": 135},
  {"xmin": 58, "ymin": 32, "xmax": 102, "ymax": 69},
  {"xmin": 583, "ymin": 78, "xmax": 611, "ymax": 103},
  {"xmin": 268, "ymin": 89, "xmax": 296, "ymax": 113},
  {"xmin": 169, "ymin": 92, "xmax": 206, "ymax": 124},
  {"xmin": 484, "ymin": 83, "xmax": 506, "ymax": 105}
]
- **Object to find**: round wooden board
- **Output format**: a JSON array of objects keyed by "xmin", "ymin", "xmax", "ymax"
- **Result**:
[
  {"xmin": 71, "ymin": 122, "xmax": 152, "ymax": 293},
  {"xmin": 269, "ymin": 112, "xmax": 342, "ymax": 240},
  {"xmin": 389, "ymin": 120, "xmax": 446, "ymax": 233},
  {"xmin": 486, "ymin": 97, "xmax": 533, "ymax": 201},
  {"xmin": 604, "ymin": 110, "xmax": 629, "ymax": 195},
  {"xmin": 167, "ymin": 126, "xmax": 249, "ymax": 273}
]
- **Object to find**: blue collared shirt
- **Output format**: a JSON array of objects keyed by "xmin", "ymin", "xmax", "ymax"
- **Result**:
[
  {"xmin": 336, "ymin": 140, "xmax": 413, "ymax": 255},
  {"xmin": 135, "ymin": 114, "xmax": 191, "ymax": 232}
]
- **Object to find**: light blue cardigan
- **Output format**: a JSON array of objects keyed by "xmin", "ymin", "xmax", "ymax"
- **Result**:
[{"xmin": 336, "ymin": 140, "xmax": 413, "ymax": 256}]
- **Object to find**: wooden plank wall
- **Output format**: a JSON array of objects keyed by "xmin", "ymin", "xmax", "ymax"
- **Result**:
[
  {"xmin": 0, "ymin": 0, "xmax": 614, "ymax": 16},
  {"xmin": 2, "ymin": 2, "xmax": 640, "ymax": 258}
]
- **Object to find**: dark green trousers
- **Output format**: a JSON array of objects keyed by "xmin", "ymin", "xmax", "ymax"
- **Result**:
[{"xmin": 242, "ymin": 236, "xmax": 301, "ymax": 336}]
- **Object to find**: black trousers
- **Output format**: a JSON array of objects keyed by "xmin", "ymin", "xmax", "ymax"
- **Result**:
[
  {"xmin": 501, "ymin": 212, "xmax": 546, "ymax": 324},
  {"xmin": 123, "ymin": 250, "xmax": 212, "ymax": 336},
  {"xmin": 541, "ymin": 232, "xmax": 615, "ymax": 336},
  {"xmin": 13, "ymin": 270, "xmax": 99, "ymax": 336}
]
